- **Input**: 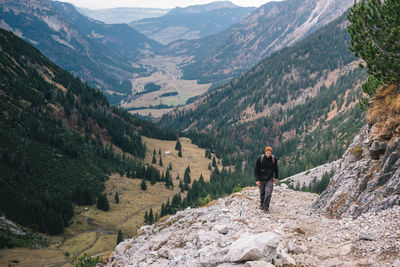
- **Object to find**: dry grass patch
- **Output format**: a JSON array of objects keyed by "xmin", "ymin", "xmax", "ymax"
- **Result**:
[
  {"xmin": 83, "ymin": 233, "xmax": 116, "ymax": 257},
  {"xmin": 60, "ymin": 231, "xmax": 97, "ymax": 258},
  {"xmin": 367, "ymin": 84, "xmax": 400, "ymax": 138},
  {"xmin": 0, "ymin": 247, "xmax": 69, "ymax": 267},
  {"xmin": 142, "ymin": 136, "xmax": 221, "ymax": 183}
]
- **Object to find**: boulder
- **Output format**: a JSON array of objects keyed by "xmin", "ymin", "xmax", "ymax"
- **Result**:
[
  {"xmin": 245, "ymin": 261, "xmax": 274, "ymax": 267},
  {"xmin": 226, "ymin": 232, "xmax": 281, "ymax": 262},
  {"xmin": 214, "ymin": 224, "xmax": 230, "ymax": 235},
  {"xmin": 369, "ymin": 140, "xmax": 387, "ymax": 159}
]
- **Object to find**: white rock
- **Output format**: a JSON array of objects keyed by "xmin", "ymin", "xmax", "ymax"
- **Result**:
[
  {"xmin": 214, "ymin": 224, "xmax": 231, "ymax": 234},
  {"xmin": 245, "ymin": 261, "xmax": 274, "ymax": 267},
  {"xmin": 227, "ymin": 232, "xmax": 281, "ymax": 262},
  {"xmin": 114, "ymin": 240, "xmax": 130, "ymax": 255},
  {"xmin": 393, "ymin": 259, "xmax": 400, "ymax": 267}
]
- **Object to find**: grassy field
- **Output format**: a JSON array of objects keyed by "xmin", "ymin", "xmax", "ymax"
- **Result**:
[
  {"xmin": 122, "ymin": 54, "xmax": 211, "ymax": 118},
  {"xmin": 0, "ymin": 137, "xmax": 220, "ymax": 266}
]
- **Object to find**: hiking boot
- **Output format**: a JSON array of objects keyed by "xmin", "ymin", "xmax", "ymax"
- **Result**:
[
  {"xmin": 259, "ymin": 203, "xmax": 264, "ymax": 210},
  {"xmin": 263, "ymin": 207, "xmax": 270, "ymax": 214}
]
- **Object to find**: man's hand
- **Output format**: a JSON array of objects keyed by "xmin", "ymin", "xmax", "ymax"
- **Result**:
[
  {"xmin": 256, "ymin": 181, "xmax": 260, "ymax": 187},
  {"xmin": 273, "ymin": 178, "xmax": 278, "ymax": 184}
]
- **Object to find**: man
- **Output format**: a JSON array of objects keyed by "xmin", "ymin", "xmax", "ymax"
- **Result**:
[{"xmin": 254, "ymin": 146, "xmax": 279, "ymax": 213}]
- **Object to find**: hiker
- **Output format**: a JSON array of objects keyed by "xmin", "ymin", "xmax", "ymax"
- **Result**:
[{"xmin": 254, "ymin": 146, "xmax": 279, "ymax": 213}]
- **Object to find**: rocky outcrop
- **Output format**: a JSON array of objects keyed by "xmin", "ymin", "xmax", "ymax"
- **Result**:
[
  {"xmin": 105, "ymin": 185, "xmax": 400, "ymax": 266},
  {"xmin": 281, "ymin": 160, "xmax": 340, "ymax": 188},
  {"xmin": 311, "ymin": 124, "xmax": 400, "ymax": 218}
]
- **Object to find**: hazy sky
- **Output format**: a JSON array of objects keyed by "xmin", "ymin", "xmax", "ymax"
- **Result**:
[{"xmin": 57, "ymin": 0, "xmax": 278, "ymax": 9}]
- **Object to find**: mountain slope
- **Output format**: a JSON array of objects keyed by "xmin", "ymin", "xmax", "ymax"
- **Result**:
[
  {"xmin": 0, "ymin": 0, "xmax": 162, "ymax": 103},
  {"xmin": 0, "ymin": 28, "xmax": 175, "ymax": 236},
  {"xmin": 77, "ymin": 7, "xmax": 170, "ymax": 24},
  {"xmin": 54, "ymin": 1, "xmax": 163, "ymax": 60},
  {"xmin": 130, "ymin": 1, "xmax": 255, "ymax": 45},
  {"xmin": 162, "ymin": 12, "xmax": 366, "ymax": 177},
  {"xmin": 164, "ymin": 0, "xmax": 354, "ymax": 84}
]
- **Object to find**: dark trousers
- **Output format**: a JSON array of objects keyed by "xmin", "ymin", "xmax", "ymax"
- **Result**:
[{"xmin": 259, "ymin": 179, "xmax": 274, "ymax": 209}]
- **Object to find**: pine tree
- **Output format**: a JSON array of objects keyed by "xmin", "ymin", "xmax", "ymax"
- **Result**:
[
  {"xmin": 152, "ymin": 149, "xmax": 157, "ymax": 164},
  {"xmin": 144, "ymin": 211, "xmax": 149, "ymax": 224},
  {"xmin": 179, "ymin": 180, "xmax": 184, "ymax": 192},
  {"xmin": 116, "ymin": 229, "xmax": 123, "ymax": 245},
  {"xmin": 114, "ymin": 192, "xmax": 119, "ymax": 204},
  {"xmin": 168, "ymin": 162, "xmax": 173, "ymax": 170},
  {"xmin": 148, "ymin": 208, "xmax": 154, "ymax": 224},
  {"xmin": 347, "ymin": 0, "xmax": 400, "ymax": 107},
  {"xmin": 96, "ymin": 194, "xmax": 110, "ymax": 211},
  {"xmin": 178, "ymin": 148, "xmax": 182, "ymax": 157},
  {"xmin": 175, "ymin": 139, "xmax": 182, "ymax": 150},
  {"xmin": 141, "ymin": 179, "xmax": 147, "ymax": 190},
  {"xmin": 158, "ymin": 148, "xmax": 161, "ymax": 155},
  {"xmin": 159, "ymin": 155, "xmax": 163, "ymax": 166},
  {"xmin": 212, "ymin": 156, "xmax": 217, "ymax": 167},
  {"xmin": 184, "ymin": 168, "xmax": 191, "ymax": 185}
]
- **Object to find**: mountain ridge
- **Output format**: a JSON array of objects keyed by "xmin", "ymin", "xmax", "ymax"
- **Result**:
[
  {"xmin": 163, "ymin": 0, "xmax": 355, "ymax": 84},
  {"xmin": 130, "ymin": 1, "xmax": 255, "ymax": 45}
]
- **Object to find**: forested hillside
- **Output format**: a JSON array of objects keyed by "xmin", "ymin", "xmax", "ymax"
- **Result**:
[
  {"xmin": 164, "ymin": 0, "xmax": 354, "ymax": 84},
  {"xmin": 0, "ymin": 28, "xmax": 176, "ymax": 237},
  {"xmin": 162, "ymin": 13, "xmax": 367, "ymax": 177},
  {"xmin": 0, "ymin": 0, "xmax": 162, "ymax": 104}
]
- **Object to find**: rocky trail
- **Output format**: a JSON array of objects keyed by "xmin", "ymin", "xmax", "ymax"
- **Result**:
[{"xmin": 106, "ymin": 185, "xmax": 400, "ymax": 267}]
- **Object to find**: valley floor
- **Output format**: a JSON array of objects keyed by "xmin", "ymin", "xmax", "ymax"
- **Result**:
[{"xmin": 108, "ymin": 185, "xmax": 400, "ymax": 266}]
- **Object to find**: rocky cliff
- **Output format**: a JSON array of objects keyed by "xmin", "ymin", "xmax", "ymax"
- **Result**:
[
  {"xmin": 105, "ymin": 185, "xmax": 400, "ymax": 266},
  {"xmin": 311, "ymin": 124, "xmax": 400, "ymax": 218}
]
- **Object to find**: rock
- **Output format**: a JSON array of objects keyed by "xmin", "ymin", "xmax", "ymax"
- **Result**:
[
  {"xmin": 214, "ymin": 224, "xmax": 230, "ymax": 234},
  {"xmin": 152, "ymin": 259, "xmax": 169, "ymax": 267},
  {"xmin": 277, "ymin": 245, "xmax": 296, "ymax": 265},
  {"xmin": 196, "ymin": 229, "xmax": 216, "ymax": 247},
  {"xmin": 227, "ymin": 232, "xmax": 281, "ymax": 262},
  {"xmin": 359, "ymin": 232, "xmax": 380, "ymax": 241},
  {"xmin": 369, "ymin": 140, "xmax": 387, "ymax": 159},
  {"xmin": 393, "ymin": 259, "xmax": 400, "ymax": 267},
  {"xmin": 114, "ymin": 240, "xmax": 130, "ymax": 255},
  {"xmin": 244, "ymin": 261, "xmax": 274, "ymax": 267},
  {"xmin": 157, "ymin": 248, "xmax": 169, "ymax": 259}
]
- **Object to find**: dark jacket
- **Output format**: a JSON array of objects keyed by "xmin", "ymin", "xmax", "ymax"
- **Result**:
[{"xmin": 254, "ymin": 154, "xmax": 279, "ymax": 181}]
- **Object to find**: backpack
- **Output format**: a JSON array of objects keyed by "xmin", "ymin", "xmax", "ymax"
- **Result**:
[{"xmin": 261, "ymin": 153, "xmax": 276, "ymax": 165}]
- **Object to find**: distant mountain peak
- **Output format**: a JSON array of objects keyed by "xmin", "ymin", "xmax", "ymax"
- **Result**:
[{"xmin": 166, "ymin": 1, "xmax": 241, "ymax": 16}]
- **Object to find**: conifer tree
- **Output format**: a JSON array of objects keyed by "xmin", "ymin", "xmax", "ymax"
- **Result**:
[
  {"xmin": 96, "ymin": 194, "xmax": 110, "ymax": 211},
  {"xmin": 175, "ymin": 139, "xmax": 182, "ymax": 150},
  {"xmin": 141, "ymin": 179, "xmax": 147, "ymax": 190},
  {"xmin": 212, "ymin": 156, "xmax": 217, "ymax": 167},
  {"xmin": 148, "ymin": 208, "xmax": 154, "ymax": 224},
  {"xmin": 152, "ymin": 149, "xmax": 157, "ymax": 164},
  {"xmin": 159, "ymin": 155, "xmax": 163, "ymax": 166},
  {"xmin": 144, "ymin": 211, "xmax": 149, "ymax": 224},
  {"xmin": 178, "ymin": 148, "xmax": 182, "ymax": 157},
  {"xmin": 169, "ymin": 162, "xmax": 173, "ymax": 170},
  {"xmin": 116, "ymin": 229, "xmax": 123, "ymax": 245},
  {"xmin": 347, "ymin": 0, "xmax": 400, "ymax": 108},
  {"xmin": 114, "ymin": 192, "xmax": 119, "ymax": 204}
]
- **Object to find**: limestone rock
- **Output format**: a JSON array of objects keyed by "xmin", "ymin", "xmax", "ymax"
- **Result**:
[
  {"xmin": 226, "ymin": 232, "xmax": 281, "ymax": 262},
  {"xmin": 311, "ymin": 125, "xmax": 400, "ymax": 218},
  {"xmin": 244, "ymin": 261, "xmax": 274, "ymax": 267}
]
